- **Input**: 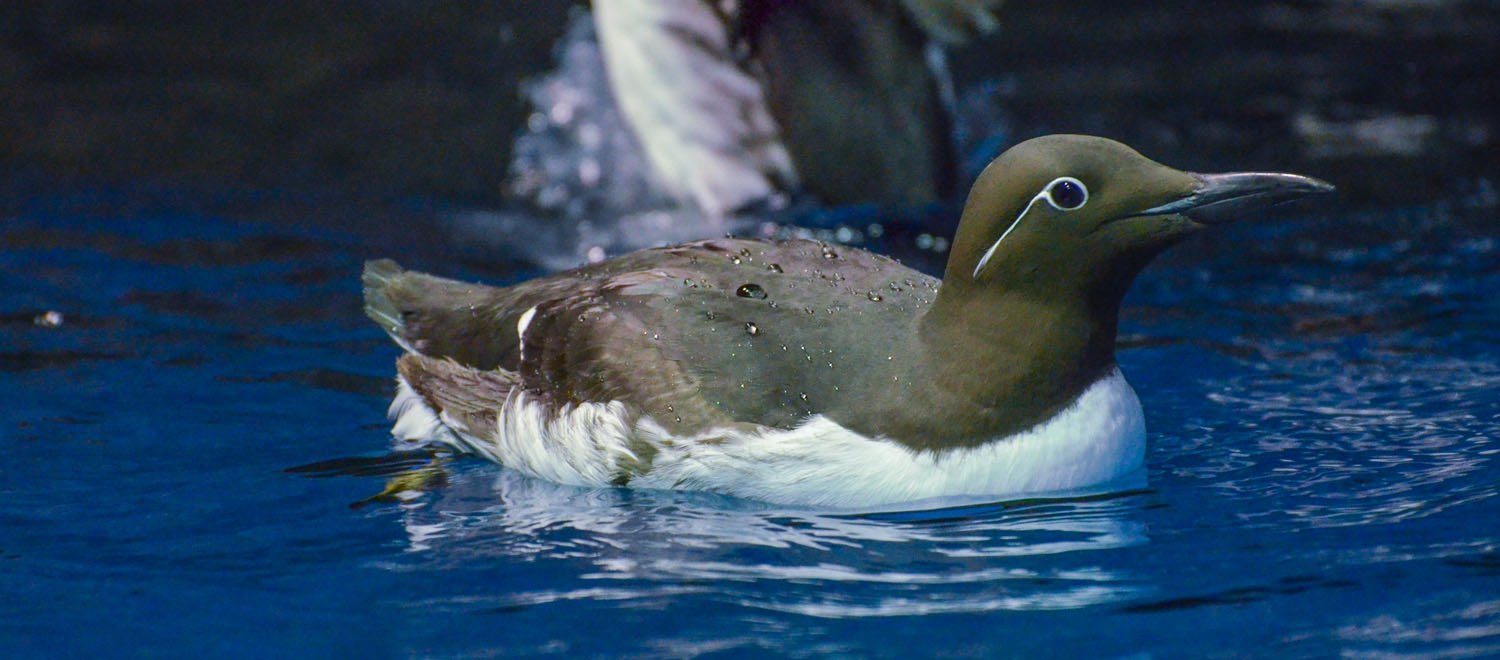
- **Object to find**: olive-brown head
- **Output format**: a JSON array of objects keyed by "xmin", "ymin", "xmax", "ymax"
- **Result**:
[
  {"xmin": 944, "ymin": 134, "xmax": 1334, "ymax": 307},
  {"xmin": 913, "ymin": 135, "xmax": 1333, "ymax": 439}
]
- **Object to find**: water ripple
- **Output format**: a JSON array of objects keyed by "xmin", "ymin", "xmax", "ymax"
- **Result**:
[{"xmin": 366, "ymin": 468, "xmax": 1153, "ymax": 617}]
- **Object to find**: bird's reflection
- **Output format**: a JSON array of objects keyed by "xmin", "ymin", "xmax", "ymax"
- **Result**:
[{"xmin": 374, "ymin": 463, "xmax": 1152, "ymax": 615}]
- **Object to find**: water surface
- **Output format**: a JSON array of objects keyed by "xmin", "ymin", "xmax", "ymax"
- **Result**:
[
  {"xmin": 4, "ymin": 1, "xmax": 1499, "ymax": 656},
  {"xmin": 3, "ymin": 188, "xmax": 1497, "ymax": 658}
]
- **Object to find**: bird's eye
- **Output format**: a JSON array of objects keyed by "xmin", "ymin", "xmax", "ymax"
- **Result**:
[{"xmin": 1043, "ymin": 177, "xmax": 1088, "ymax": 210}]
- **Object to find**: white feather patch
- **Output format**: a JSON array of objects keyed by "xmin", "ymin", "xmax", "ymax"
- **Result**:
[
  {"xmin": 516, "ymin": 305, "xmax": 538, "ymax": 361},
  {"xmin": 389, "ymin": 368, "xmax": 1146, "ymax": 508},
  {"xmin": 389, "ymin": 376, "xmax": 461, "ymax": 447}
]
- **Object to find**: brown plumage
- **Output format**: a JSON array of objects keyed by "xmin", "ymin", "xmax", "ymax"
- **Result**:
[{"xmin": 365, "ymin": 136, "xmax": 1333, "ymax": 493}]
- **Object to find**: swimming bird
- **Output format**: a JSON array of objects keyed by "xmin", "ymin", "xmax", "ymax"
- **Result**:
[{"xmin": 365, "ymin": 135, "xmax": 1332, "ymax": 507}]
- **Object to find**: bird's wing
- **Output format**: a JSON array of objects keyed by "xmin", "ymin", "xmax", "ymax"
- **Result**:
[
  {"xmin": 385, "ymin": 264, "xmax": 738, "ymax": 438},
  {"xmin": 395, "ymin": 353, "xmax": 518, "ymax": 443},
  {"xmin": 366, "ymin": 239, "xmax": 937, "ymax": 435}
]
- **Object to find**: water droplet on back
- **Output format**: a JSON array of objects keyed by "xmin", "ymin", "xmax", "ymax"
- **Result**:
[
  {"xmin": 744, "ymin": 322, "xmax": 759, "ymax": 336},
  {"xmin": 767, "ymin": 263, "xmax": 783, "ymax": 273},
  {"xmin": 736, "ymin": 283, "xmax": 767, "ymax": 299},
  {"xmin": 822, "ymin": 246, "xmax": 838, "ymax": 259},
  {"xmin": 867, "ymin": 291, "xmax": 883, "ymax": 301}
]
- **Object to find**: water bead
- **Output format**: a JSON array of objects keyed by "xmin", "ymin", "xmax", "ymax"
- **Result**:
[{"xmin": 735, "ymin": 283, "xmax": 768, "ymax": 299}]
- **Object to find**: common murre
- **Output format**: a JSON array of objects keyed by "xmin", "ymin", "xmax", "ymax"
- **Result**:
[{"xmin": 364, "ymin": 135, "xmax": 1333, "ymax": 507}]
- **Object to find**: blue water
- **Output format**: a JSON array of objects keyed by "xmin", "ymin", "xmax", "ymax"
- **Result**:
[{"xmin": 3, "ymin": 187, "xmax": 1499, "ymax": 659}]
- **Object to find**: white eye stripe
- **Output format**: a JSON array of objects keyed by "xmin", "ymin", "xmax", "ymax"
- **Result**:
[
  {"xmin": 972, "ymin": 193, "xmax": 1042, "ymax": 279},
  {"xmin": 971, "ymin": 176, "xmax": 1089, "ymax": 280}
]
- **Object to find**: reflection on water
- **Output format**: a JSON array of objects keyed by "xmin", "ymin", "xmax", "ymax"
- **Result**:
[
  {"xmin": 1337, "ymin": 599, "xmax": 1500, "ymax": 660},
  {"xmin": 375, "ymin": 467, "xmax": 1149, "ymax": 617}
]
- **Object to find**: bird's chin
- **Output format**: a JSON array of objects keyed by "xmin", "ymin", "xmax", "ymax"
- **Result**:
[{"xmin": 1094, "ymin": 213, "xmax": 1203, "ymax": 244}]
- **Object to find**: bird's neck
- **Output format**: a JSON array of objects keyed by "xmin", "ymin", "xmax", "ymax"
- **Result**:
[{"xmin": 915, "ymin": 282, "xmax": 1121, "ymax": 435}]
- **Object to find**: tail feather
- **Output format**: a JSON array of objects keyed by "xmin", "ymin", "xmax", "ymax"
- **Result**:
[
  {"xmin": 361, "ymin": 259, "xmax": 520, "ymax": 365},
  {"xmin": 362, "ymin": 259, "xmax": 412, "ymax": 351}
]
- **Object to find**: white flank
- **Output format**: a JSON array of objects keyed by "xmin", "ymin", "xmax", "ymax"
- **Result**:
[
  {"xmin": 389, "ymin": 378, "xmax": 461, "ymax": 447},
  {"xmin": 389, "ymin": 369, "xmax": 1146, "ymax": 508}
]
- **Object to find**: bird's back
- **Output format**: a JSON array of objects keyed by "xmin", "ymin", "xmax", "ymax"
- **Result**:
[{"xmin": 363, "ymin": 238, "xmax": 939, "ymax": 433}]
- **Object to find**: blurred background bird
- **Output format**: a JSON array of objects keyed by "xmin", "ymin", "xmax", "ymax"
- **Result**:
[
  {"xmin": 2, "ymin": 0, "xmax": 1494, "ymax": 247},
  {"xmin": 588, "ymin": 0, "xmax": 1001, "ymax": 217}
]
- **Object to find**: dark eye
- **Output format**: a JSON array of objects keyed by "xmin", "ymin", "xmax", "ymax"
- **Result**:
[{"xmin": 1045, "ymin": 178, "xmax": 1088, "ymax": 210}]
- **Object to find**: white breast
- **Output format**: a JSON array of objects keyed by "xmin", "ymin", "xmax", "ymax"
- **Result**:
[{"xmin": 389, "ymin": 368, "xmax": 1146, "ymax": 508}]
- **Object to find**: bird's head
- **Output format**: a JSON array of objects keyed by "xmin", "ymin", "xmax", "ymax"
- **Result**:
[{"xmin": 947, "ymin": 135, "xmax": 1334, "ymax": 305}]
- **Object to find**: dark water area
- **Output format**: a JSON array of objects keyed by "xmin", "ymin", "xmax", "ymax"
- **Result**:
[
  {"xmin": 3, "ymin": 0, "xmax": 1496, "ymax": 207},
  {"xmin": 4, "ymin": 1, "xmax": 1500, "ymax": 658}
]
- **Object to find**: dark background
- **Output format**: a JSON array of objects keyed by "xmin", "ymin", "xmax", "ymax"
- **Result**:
[{"xmin": 1, "ymin": 0, "xmax": 1496, "ymax": 207}]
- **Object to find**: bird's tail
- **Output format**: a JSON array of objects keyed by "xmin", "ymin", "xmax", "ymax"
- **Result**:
[
  {"xmin": 362, "ymin": 259, "xmax": 519, "ymax": 366},
  {"xmin": 362, "ymin": 259, "xmax": 418, "ymax": 352}
]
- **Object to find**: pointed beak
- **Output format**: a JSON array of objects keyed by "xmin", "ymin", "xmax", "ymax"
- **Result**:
[{"xmin": 1138, "ymin": 172, "xmax": 1336, "ymax": 224}]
